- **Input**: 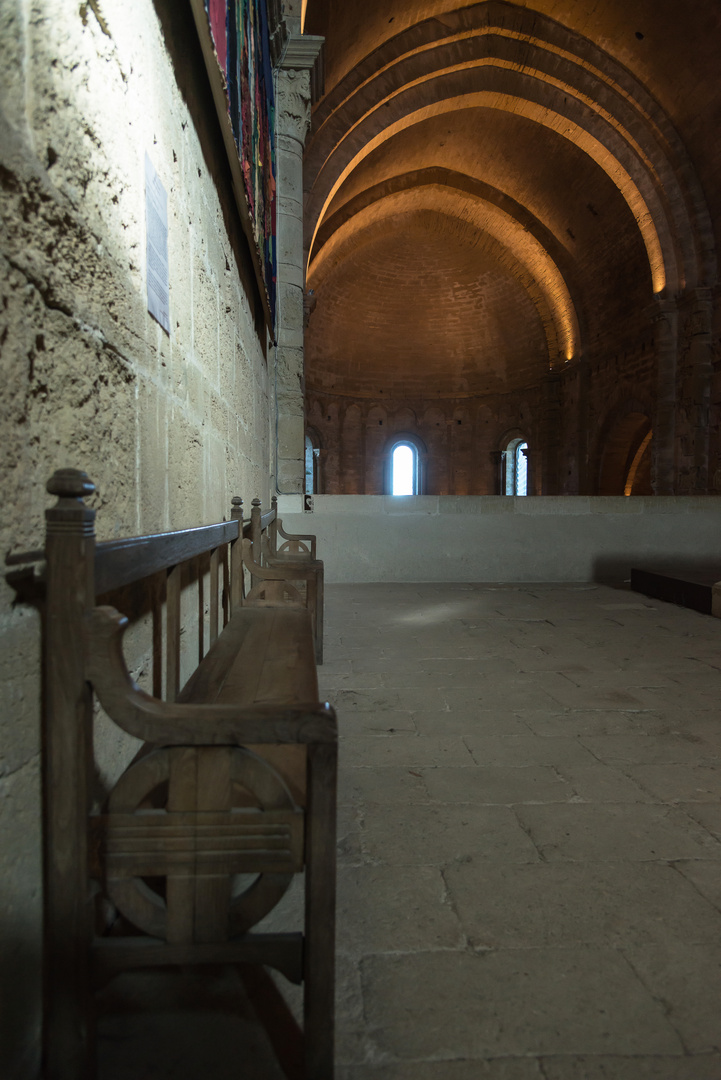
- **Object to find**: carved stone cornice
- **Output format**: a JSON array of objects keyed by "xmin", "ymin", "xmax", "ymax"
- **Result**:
[{"xmin": 279, "ymin": 33, "xmax": 324, "ymax": 70}]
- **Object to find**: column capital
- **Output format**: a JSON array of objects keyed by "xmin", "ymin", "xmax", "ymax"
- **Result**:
[{"xmin": 279, "ymin": 33, "xmax": 324, "ymax": 70}]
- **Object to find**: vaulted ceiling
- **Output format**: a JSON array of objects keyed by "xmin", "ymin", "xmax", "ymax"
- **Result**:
[{"xmin": 302, "ymin": 0, "xmax": 720, "ymax": 401}]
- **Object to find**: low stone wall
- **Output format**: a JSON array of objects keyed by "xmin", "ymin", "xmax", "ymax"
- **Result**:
[{"xmin": 279, "ymin": 495, "xmax": 721, "ymax": 583}]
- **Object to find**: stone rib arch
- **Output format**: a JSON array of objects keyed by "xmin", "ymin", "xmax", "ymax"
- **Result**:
[
  {"xmin": 306, "ymin": 3, "xmax": 717, "ymax": 295},
  {"xmin": 308, "ymin": 80, "xmax": 672, "ymax": 294}
]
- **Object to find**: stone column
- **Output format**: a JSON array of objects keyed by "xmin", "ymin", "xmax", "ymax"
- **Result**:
[
  {"xmin": 541, "ymin": 371, "xmax": 561, "ymax": 494},
  {"xmin": 576, "ymin": 355, "xmax": 590, "ymax": 494},
  {"xmin": 274, "ymin": 18, "xmax": 323, "ymax": 505},
  {"xmin": 684, "ymin": 287, "xmax": 713, "ymax": 493},
  {"xmin": 649, "ymin": 297, "xmax": 679, "ymax": 494},
  {"xmin": 521, "ymin": 445, "xmax": 533, "ymax": 496}
]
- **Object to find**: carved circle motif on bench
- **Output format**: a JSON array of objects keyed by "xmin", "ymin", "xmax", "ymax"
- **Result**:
[
  {"xmin": 105, "ymin": 747, "xmax": 298, "ymax": 940},
  {"xmin": 278, "ymin": 540, "xmax": 311, "ymax": 556}
]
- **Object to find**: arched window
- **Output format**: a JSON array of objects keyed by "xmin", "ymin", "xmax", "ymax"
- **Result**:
[
  {"xmin": 503, "ymin": 437, "xmax": 530, "ymax": 496},
  {"xmin": 385, "ymin": 433, "xmax": 426, "ymax": 495},
  {"xmin": 515, "ymin": 441, "xmax": 528, "ymax": 496},
  {"xmin": 392, "ymin": 443, "xmax": 417, "ymax": 495},
  {"xmin": 305, "ymin": 430, "xmax": 321, "ymax": 494}
]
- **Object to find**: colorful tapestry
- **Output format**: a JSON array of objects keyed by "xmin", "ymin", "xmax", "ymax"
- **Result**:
[{"xmin": 205, "ymin": 0, "xmax": 277, "ymax": 322}]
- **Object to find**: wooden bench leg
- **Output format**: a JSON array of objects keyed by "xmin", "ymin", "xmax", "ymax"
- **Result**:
[{"xmin": 304, "ymin": 742, "xmax": 336, "ymax": 1078}]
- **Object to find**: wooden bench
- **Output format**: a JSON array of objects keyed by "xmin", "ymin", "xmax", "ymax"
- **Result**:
[
  {"xmin": 37, "ymin": 468, "xmax": 337, "ymax": 1080},
  {"xmin": 247, "ymin": 496, "xmax": 325, "ymax": 664}
]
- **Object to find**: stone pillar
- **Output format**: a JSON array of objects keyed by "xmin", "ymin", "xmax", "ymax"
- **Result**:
[
  {"xmin": 274, "ymin": 21, "xmax": 323, "ymax": 502},
  {"xmin": 521, "ymin": 445, "xmax": 533, "ymax": 496},
  {"xmin": 576, "ymin": 355, "xmax": 590, "ymax": 494},
  {"xmin": 541, "ymin": 371, "xmax": 561, "ymax": 494},
  {"xmin": 649, "ymin": 297, "xmax": 679, "ymax": 494},
  {"xmin": 684, "ymin": 287, "xmax": 713, "ymax": 493}
]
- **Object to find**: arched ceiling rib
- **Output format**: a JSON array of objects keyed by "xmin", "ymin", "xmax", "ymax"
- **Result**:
[
  {"xmin": 305, "ymin": 3, "xmax": 717, "ymax": 296},
  {"xmin": 308, "ymin": 86, "xmax": 670, "ymax": 295}
]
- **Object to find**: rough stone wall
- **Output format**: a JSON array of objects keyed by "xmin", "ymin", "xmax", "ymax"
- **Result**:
[
  {"xmin": 0, "ymin": 2, "xmax": 272, "ymax": 1074},
  {"xmin": 307, "ymin": 388, "xmax": 542, "ymax": 495},
  {"xmin": 307, "ymin": 316, "xmax": 671, "ymax": 498}
]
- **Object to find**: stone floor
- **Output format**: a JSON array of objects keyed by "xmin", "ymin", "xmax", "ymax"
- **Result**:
[
  {"xmin": 322, "ymin": 582, "xmax": 721, "ymax": 1080},
  {"xmin": 100, "ymin": 581, "xmax": 721, "ymax": 1079}
]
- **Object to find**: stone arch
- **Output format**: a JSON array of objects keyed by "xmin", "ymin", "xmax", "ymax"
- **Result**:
[
  {"xmin": 594, "ymin": 397, "xmax": 653, "ymax": 495},
  {"xmin": 305, "ymin": 3, "xmax": 717, "ymax": 297}
]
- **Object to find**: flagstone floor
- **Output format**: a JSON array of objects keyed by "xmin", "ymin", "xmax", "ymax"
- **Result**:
[{"xmin": 321, "ymin": 582, "xmax": 721, "ymax": 1080}]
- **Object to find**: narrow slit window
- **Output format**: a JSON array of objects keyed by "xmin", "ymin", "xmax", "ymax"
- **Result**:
[
  {"xmin": 392, "ymin": 443, "xmax": 416, "ymax": 495},
  {"xmin": 515, "ymin": 442, "xmax": 528, "ymax": 496}
]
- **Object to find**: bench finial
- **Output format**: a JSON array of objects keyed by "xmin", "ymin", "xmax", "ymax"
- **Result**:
[
  {"xmin": 252, "ymin": 498, "xmax": 261, "ymax": 508},
  {"xmin": 46, "ymin": 468, "xmax": 95, "ymax": 500},
  {"xmin": 230, "ymin": 497, "xmax": 243, "ymax": 524}
]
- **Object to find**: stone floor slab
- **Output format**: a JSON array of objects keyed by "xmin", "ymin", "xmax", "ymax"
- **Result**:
[
  {"xmin": 540, "ymin": 1054, "xmax": 721, "ymax": 1079},
  {"xmin": 626, "ymin": 764, "xmax": 721, "ymax": 802},
  {"xmin": 337, "ymin": 865, "xmax": 464, "ymax": 955},
  {"xmin": 579, "ymin": 734, "xmax": 721, "ymax": 766},
  {"xmin": 338, "ymin": 766, "xmax": 430, "ymax": 806},
  {"xmin": 677, "ymin": 801, "xmax": 721, "ymax": 838},
  {"xmin": 330, "ymin": 688, "xmax": 407, "ymax": 713},
  {"xmin": 624, "ymin": 943, "xmax": 721, "ymax": 1053},
  {"xmin": 338, "ymin": 712, "xmax": 417, "ymax": 738},
  {"xmin": 361, "ymin": 948, "xmax": 683, "ymax": 1058},
  {"xmin": 673, "ymin": 859, "xmax": 721, "ymax": 911},
  {"xmin": 423, "ymin": 765, "xmax": 573, "ymax": 805},
  {"xmin": 361, "ymin": 803, "xmax": 540, "ymax": 865},
  {"xmin": 556, "ymin": 764, "xmax": 655, "ymax": 803},
  {"xmin": 464, "ymin": 735, "xmax": 599, "ymax": 768},
  {"xmin": 514, "ymin": 803, "xmax": 721, "ymax": 861},
  {"xmin": 412, "ymin": 711, "xmax": 533, "ymax": 737},
  {"xmin": 340, "ymin": 735, "xmax": 475, "ymax": 769},
  {"xmin": 444, "ymin": 860, "xmax": 721, "ymax": 948},
  {"xmin": 435, "ymin": 680, "xmax": 571, "ymax": 712}
]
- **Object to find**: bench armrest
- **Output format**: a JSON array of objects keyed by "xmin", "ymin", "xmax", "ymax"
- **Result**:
[
  {"xmin": 276, "ymin": 520, "xmax": 317, "ymax": 559},
  {"xmin": 85, "ymin": 607, "xmax": 336, "ymax": 746}
]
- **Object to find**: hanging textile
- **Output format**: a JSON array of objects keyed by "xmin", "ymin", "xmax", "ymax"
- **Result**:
[{"xmin": 204, "ymin": 0, "xmax": 277, "ymax": 322}]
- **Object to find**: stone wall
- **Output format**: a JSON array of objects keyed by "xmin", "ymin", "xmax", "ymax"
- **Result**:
[
  {"xmin": 285, "ymin": 495, "xmax": 721, "ymax": 583},
  {"xmin": 0, "ymin": 1, "xmax": 273, "ymax": 1073}
]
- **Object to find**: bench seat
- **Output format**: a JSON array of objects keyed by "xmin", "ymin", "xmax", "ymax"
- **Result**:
[{"xmin": 178, "ymin": 606, "xmax": 318, "ymax": 708}]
